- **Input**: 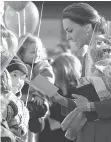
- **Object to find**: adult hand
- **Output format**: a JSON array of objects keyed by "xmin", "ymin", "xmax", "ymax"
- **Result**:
[{"xmin": 72, "ymin": 94, "xmax": 89, "ymax": 112}]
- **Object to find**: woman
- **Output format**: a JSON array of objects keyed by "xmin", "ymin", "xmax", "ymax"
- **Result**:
[
  {"xmin": 0, "ymin": 69, "xmax": 24, "ymax": 142},
  {"xmin": 61, "ymin": 2, "xmax": 111, "ymax": 142}
]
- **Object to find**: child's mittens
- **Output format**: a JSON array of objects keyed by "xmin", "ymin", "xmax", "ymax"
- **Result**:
[
  {"xmin": 28, "ymin": 99, "xmax": 49, "ymax": 133},
  {"xmin": 8, "ymin": 101, "xmax": 18, "ymax": 117},
  {"xmin": 2, "ymin": 100, "xmax": 18, "ymax": 122},
  {"xmin": 29, "ymin": 117, "xmax": 45, "ymax": 133},
  {"xmin": 28, "ymin": 98, "xmax": 49, "ymax": 119},
  {"xmin": 8, "ymin": 101, "xmax": 29, "ymax": 137}
]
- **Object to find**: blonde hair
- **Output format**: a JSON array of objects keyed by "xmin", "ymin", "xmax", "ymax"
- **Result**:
[
  {"xmin": 18, "ymin": 34, "xmax": 47, "ymax": 63},
  {"xmin": 52, "ymin": 53, "xmax": 82, "ymax": 88}
]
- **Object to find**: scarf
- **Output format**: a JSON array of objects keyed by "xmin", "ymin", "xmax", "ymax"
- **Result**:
[{"xmin": 61, "ymin": 76, "xmax": 111, "ymax": 141}]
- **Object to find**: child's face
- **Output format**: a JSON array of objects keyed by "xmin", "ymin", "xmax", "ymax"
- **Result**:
[
  {"xmin": 10, "ymin": 70, "xmax": 26, "ymax": 94},
  {"xmin": 22, "ymin": 43, "xmax": 38, "ymax": 64}
]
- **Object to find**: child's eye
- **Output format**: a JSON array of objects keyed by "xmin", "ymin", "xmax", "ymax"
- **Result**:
[{"xmin": 13, "ymin": 74, "xmax": 17, "ymax": 77}]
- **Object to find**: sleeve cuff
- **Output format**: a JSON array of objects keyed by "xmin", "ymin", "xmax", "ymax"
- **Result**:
[{"xmin": 61, "ymin": 98, "xmax": 76, "ymax": 116}]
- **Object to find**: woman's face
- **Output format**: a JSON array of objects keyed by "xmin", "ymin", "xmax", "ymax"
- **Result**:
[
  {"xmin": 63, "ymin": 19, "xmax": 92, "ymax": 57},
  {"xmin": 22, "ymin": 43, "xmax": 38, "ymax": 64},
  {"xmin": 10, "ymin": 70, "xmax": 26, "ymax": 94}
]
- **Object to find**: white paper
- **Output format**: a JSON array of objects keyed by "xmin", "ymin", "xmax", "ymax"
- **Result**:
[{"xmin": 28, "ymin": 74, "xmax": 59, "ymax": 97}]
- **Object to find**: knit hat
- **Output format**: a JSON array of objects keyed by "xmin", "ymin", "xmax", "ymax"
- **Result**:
[{"xmin": 7, "ymin": 56, "xmax": 28, "ymax": 76}]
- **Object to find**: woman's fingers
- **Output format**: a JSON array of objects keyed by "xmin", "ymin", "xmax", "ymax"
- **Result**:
[{"xmin": 72, "ymin": 94, "xmax": 86, "ymax": 99}]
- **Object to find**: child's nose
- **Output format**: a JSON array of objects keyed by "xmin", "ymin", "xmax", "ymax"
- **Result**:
[
  {"xmin": 21, "ymin": 75, "xmax": 26, "ymax": 80},
  {"xmin": 16, "ymin": 76, "xmax": 24, "ymax": 84}
]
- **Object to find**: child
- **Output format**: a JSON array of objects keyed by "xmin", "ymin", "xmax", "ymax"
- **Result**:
[
  {"xmin": 51, "ymin": 53, "xmax": 82, "ymax": 111},
  {"xmin": 17, "ymin": 34, "xmax": 55, "ymax": 84},
  {"xmin": 6, "ymin": 57, "xmax": 29, "ymax": 139},
  {"xmin": 0, "ymin": 69, "xmax": 20, "ymax": 142},
  {"xmin": 17, "ymin": 34, "xmax": 54, "ymax": 112},
  {"xmin": 17, "ymin": 34, "xmax": 54, "ymax": 134},
  {"xmin": 17, "ymin": 34, "xmax": 54, "ymax": 142}
]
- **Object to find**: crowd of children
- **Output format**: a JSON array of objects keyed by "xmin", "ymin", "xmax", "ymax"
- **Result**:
[{"xmin": 0, "ymin": 4, "xmax": 54, "ymax": 140}]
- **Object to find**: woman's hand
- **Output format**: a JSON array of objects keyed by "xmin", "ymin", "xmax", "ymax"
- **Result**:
[
  {"xmin": 50, "ymin": 92, "xmax": 68, "ymax": 107},
  {"xmin": 72, "ymin": 94, "xmax": 89, "ymax": 112}
]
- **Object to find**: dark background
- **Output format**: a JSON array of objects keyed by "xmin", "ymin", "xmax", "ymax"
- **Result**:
[
  {"xmin": 32, "ymin": 1, "xmax": 111, "ymax": 51},
  {"xmin": 33, "ymin": 1, "xmax": 111, "ymax": 20}
]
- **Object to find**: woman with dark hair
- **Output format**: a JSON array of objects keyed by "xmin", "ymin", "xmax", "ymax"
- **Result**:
[
  {"xmin": 62, "ymin": 2, "xmax": 107, "ymax": 61},
  {"xmin": 59, "ymin": 2, "xmax": 111, "ymax": 142}
]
